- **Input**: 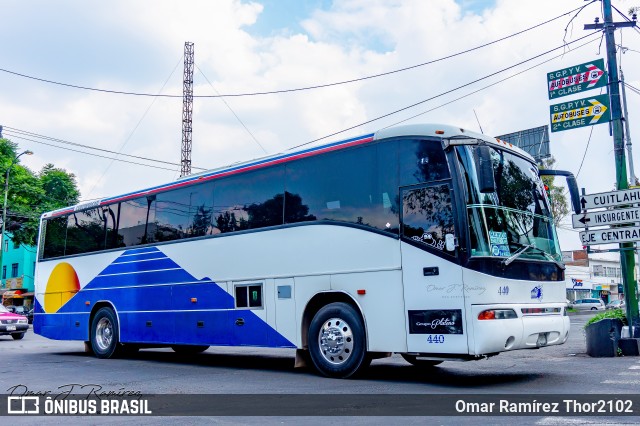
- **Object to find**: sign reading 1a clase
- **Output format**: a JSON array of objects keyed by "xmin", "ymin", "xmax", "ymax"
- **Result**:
[{"xmin": 547, "ymin": 59, "xmax": 606, "ymax": 100}]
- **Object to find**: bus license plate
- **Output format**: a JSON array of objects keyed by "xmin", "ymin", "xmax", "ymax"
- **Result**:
[{"xmin": 6, "ymin": 325, "xmax": 16, "ymax": 331}]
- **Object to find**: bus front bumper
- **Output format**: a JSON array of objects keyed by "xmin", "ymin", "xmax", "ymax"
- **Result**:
[{"xmin": 470, "ymin": 304, "xmax": 570, "ymax": 355}]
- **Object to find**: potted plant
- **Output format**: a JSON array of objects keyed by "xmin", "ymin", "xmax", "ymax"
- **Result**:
[{"xmin": 584, "ymin": 309, "xmax": 626, "ymax": 357}]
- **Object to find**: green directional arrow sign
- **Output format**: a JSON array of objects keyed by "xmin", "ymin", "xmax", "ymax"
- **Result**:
[
  {"xmin": 547, "ymin": 59, "xmax": 606, "ymax": 99},
  {"xmin": 549, "ymin": 94, "xmax": 610, "ymax": 133}
]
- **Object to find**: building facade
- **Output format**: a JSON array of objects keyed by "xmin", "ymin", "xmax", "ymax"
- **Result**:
[
  {"xmin": 0, "ymin": 232, "xmax": 36, "ymax": 308},
  {"xmin": 563, "ymin": 249, "xmax": 629, "ymax": 304}
]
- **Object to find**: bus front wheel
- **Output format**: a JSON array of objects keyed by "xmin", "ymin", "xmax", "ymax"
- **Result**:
[
  {"xmin": 308, "ymin": 302, "xmax": 369, "ymax": 378},
  {"xmin": 90, "ymin": 307, "xmax": 121, "ymax": 359}
]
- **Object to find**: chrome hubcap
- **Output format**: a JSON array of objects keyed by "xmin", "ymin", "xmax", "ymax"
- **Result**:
[
  {"xmin": 318, "ymin": 317, "xmax": 354, "ymax": 365},
  {"xmin": 95, "ymin": 317, "xmax": 113, "ymax": 351}
]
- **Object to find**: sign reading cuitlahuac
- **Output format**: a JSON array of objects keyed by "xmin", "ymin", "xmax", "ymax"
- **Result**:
[{"xmin": 547, "ymin": 59, "xmax": 606, "ymax": 99}]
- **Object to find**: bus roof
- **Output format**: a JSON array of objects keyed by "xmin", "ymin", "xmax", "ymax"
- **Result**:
[{"xmin": 43, "ymin": 123, "xmax": 534, "ymax": 218}]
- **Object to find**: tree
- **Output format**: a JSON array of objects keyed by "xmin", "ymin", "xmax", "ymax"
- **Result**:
[
  {"xmin": 538, "ymin": 156, "xmax": 569, "ymax": 227},
  {"xmin": 0, "ymin": 138, "xmax": 80, "ymax": 247}
]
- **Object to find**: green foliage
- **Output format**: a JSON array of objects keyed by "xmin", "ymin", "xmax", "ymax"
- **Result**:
[
  {"xmin": 0, "ymin": 138, "xmax": 81, "ymax": 247},
  {"xmin": 584, "ymin": 308, "xmax": 628, "ymax": 328},
  {"xmin": 538, "ymin": 156, "xmax": 569, "ymax": 227}
]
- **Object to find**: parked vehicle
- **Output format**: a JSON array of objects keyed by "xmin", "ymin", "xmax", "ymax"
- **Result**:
[
  {"xmin": 12, "ymin": 306, "xmax": 28, "ymax": 316},
  {"xmin": 0, "ymin": 304, "xmax": 29, "ymax": 340},
  {"xmin": 606, "ymin": 299, "xmax": 626, "ymax": 310},
  {"xmin": 571, "ymin": 298, "xmax": 606, "ymax": 311}
]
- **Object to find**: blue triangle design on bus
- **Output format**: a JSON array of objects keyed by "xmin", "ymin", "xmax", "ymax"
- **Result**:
[{"xmin": 54, "ymin": 247, "xmax": 294, "ymax": 348}]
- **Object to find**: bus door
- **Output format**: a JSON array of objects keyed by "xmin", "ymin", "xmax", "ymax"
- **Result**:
[{"xmin": 400, "ymin": 182, "xmax": 468, "ymax": 354}]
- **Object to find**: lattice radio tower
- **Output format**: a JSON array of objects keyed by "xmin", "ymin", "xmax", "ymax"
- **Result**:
[{"xmin": 180, "ymin": 42, "xmax": 194, "ymax": 177}]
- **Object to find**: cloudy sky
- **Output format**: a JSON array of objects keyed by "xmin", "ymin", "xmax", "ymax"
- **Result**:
[{"xmin": 1, "ymin": 0, "xmax": 639, "ymax": 252}]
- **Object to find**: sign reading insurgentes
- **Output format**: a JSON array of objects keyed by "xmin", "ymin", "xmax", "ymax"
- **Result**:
[
  {"xmin": 549, "ymin": 94, "xmax": 610, "ymax": 133},
  {"xmin": 572, "ymin": 206, "xmax": 640, "ymax": 229},
  {"xmin": 547, "ymin": 59, "xmax": 606, "ymax": 99}
]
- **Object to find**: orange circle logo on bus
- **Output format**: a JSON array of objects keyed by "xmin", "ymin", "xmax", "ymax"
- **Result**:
[{"xmin": 44, "ymin": 262, "xmax": 80, "ymax": 313}]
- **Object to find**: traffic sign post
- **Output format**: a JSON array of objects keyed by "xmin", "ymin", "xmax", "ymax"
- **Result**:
[
  {"xmin": 549, "ymin": 94, "xmax": 610, "ymax": 133},
  {"xmin": 547, "ymin": 59, "xmax": 606, "ymax": 100}
]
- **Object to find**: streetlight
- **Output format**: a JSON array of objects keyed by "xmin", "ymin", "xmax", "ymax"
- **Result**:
[{"xmin": 0, "ymin": 150, "xmax": 33, "ymax": 286}]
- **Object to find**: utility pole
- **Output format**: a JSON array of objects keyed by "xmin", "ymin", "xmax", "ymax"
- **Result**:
[
  {"xmin": 585, "ymin": 0, "xmax": 639, "ymax": 337},
  {"xmin": 620, "ymin": 68, "xmax": 637, "ymax": 185},
  {"xmin": 180, "ymin": 42, "xmax": 194, "ymax": 177}
]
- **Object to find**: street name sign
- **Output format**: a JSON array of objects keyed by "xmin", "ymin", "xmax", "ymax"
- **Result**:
[
  {"xmin": 572, "ymin": 205, "xmax": 640, "ymax": 229},
  {"xmin": 547, "ymin": 59, "xmax": 606, "ymax": 100},
  {"xmin": 580, "ymin": 225, "xmax": 640, "ymax": 246},
  {"xmin": 579, "ymin": 187, "xmax": 640, "ymax": 210},
  {"xmin": 549, "ymin": 94, "xmax": 610, "ymax": 133}
]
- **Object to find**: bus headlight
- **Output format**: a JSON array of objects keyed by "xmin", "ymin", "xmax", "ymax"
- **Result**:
[{"xmin": 478, "ymin": 309, "xmax": 517, "ymax": 320}]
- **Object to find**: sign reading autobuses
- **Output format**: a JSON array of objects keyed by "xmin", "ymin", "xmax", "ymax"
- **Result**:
[
  {"xmin": 549, "ymin": 94, "xmax": 610, "ymax": 133},
  {"xmin": 547, "ymin": 59, "xmax": 606, "ymax": 99}
]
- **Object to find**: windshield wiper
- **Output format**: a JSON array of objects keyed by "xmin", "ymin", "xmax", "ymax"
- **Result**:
[{"xmin": 502, "ymin": 243, "xmax": 565, "ymax": 270}]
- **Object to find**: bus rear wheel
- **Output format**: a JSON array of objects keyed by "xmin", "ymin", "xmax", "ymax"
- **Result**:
[
  {"xmin": 308, "ymin": 302, "xmax": 369, "ymax": 378},
  {"xmin": 401, "ymin": 354, "xmax": 442, "ymax": 368},
  {"xmin": 90, "ymin": 307, "xmax": 121, "ymax": 359}
]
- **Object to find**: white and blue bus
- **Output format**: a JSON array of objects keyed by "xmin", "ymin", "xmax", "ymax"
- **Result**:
[{"xmin": 34, "ymin": 123, "xmax": 580, "ymax": 378}]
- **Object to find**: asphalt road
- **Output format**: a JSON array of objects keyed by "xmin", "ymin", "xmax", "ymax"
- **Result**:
[{"xmin": 1, "ymin": 312, "xmax": 639, "ymax": 425}]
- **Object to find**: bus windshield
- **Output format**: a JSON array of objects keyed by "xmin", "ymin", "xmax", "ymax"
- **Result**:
[{"xmin": 456, "ymin": 145, "xmax": 561, "ymax": 262}]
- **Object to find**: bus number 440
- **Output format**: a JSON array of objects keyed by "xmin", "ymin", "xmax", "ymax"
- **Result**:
[{"xmin": 426, "ymin": 335, "xmax": 445, "ymax": 344}]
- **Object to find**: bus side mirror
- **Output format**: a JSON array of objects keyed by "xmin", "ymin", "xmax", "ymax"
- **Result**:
[
  {"xmin": 538, "ymin": 169, "xmax": 581, "ymax": 215},
  {"xmin": 474, "ymin": 146, "xmax": 496, "ymax": 193}
]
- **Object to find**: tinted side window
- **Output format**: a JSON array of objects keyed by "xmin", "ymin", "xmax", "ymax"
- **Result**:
[
  {"xmin": 103, "ymin": 205, "xmax": 120, "ymax": 250},
  {"xmin": 42, "ymin": 216, "xmax": 68, "ymax": 259},
  {"xmin": 377, "ymin": 141, "xmax": 400, "ymax": 235},
  {"xmin": 399, "ymin": 139, "xmax": 449, "ymax": 186},
  {"xmin": 402, "ymin": 184, "xmax": 455, "ymax": 255},
  {"xmin": 65, "ymin": 209, "xmax": 106, "ymax": 255},
  {"xmin": 212, "ymin": 166, "xmax": 285, "ymax": 233},
  {"xmin": 117, "ymin": 197, "xmax": 155, "ymax": 247},
  {"xmin": 154, "ymin": 183, "xmax": 214, "ymax": 242},
  {"xmin": 284, "ymin": 146, "xmax": 380, "ymax": 229}
]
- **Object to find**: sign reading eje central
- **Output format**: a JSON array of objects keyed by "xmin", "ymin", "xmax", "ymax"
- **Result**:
[{"xmin": 580, "ymin": 226, "xmax": 640, "ymax": 246}]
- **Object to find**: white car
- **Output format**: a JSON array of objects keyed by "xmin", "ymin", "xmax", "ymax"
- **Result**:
[
  {"xmin": 571, "ymin": 298, "xmax": 606, "ymax": 311},
  {"xmin": 606, "ymin": 299, "xmax": 626, "ymax": 310}
]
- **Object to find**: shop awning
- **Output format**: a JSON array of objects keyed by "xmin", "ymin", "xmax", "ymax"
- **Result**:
[{"xmin": 2, "ymin": 290, "xmax": 24, "ymax": 299}]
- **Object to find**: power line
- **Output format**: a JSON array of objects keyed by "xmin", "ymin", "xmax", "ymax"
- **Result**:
[
  {"xmin": 380, "ymin": 37, "xmax": 599, "ymax": 130},
  {"xmin": 2, "ymin": 127, "xmax": 206, "ymax": 170},
  {"xmin": 3, "ymin": 133, "xmax": 179, "ymax": 171},
  {"xmin": 625, "ymin": 82, "xmax": 640, "ymax": 96},
  {"xmin": 289, "ymin": 31, "xmax": 601, "ymax": 150},
  {"xmin": 86, "ymin": 55, "xmax": 183, "ymax": 198},
  {"xmin": 0, "ymin": 5, "xmax": 591, "ymax": 99},
  {"xmin": 195, "ymin": 64, "xmax": 267, "ymax": 154}
]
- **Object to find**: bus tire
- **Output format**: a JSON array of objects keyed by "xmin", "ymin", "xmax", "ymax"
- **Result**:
[
  {"xmin": 171, "ymin": 345, "xmax": 209, "ymax": 354},
  {"xmin": 401, "ymin": 354, "xmax": 442, "ymax": 368},
  {"xmin": 90, "ymin": 307, "xmax": 121, "ymax": 359},
  {"xmin": 308, "ymin": 302, "xmax": 369, "ymax": 378},
  {"xmin": 11, "ymin": 332, "xmax": 25, "ymax": 340}
]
